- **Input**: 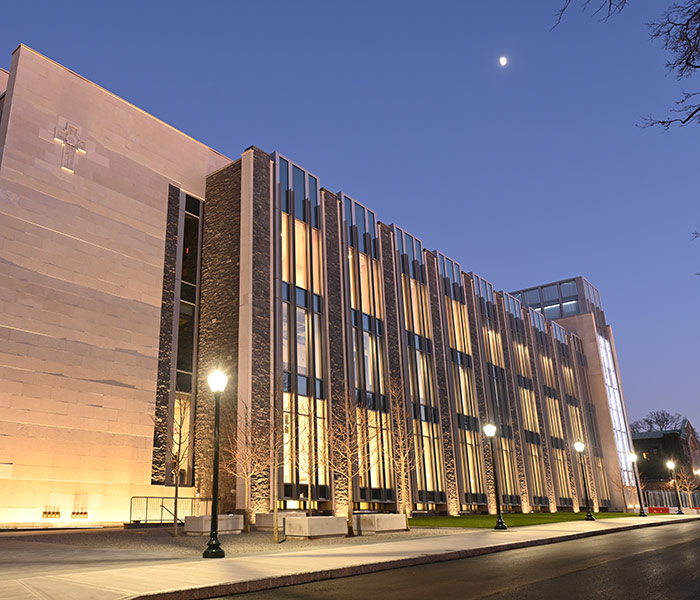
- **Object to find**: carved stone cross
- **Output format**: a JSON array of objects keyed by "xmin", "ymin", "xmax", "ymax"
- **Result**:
[{"xmin": 54, "ymin": 122, "xmax": 86, "ymax": 172}]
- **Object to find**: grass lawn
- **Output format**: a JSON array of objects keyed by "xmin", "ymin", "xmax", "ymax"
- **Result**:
[{"xmin": 408, "ymin": 512, "xmax": 637, "ymax": 528}]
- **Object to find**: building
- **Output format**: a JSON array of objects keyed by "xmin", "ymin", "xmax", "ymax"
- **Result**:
[
  {"xmin": 0, "ymin": 45, "xmax": 635, "ymax": 527},
  {"xmin": 632, "ymin": 419, "xmax": 700, "ymax": 487},
  {"xmin": 510, "ymin": 277, "xmax": 637, "ymax": 509}
]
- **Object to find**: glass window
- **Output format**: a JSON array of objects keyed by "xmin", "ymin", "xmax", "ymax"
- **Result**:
[
  {"xmin": 181, "ymin": 214, "xmax": 199, "ymax": 285},
  {"xmin": 523, "ymin": 289, "xmax": 540, "ymax": 306},
  {"xmin": 293, "ymin": 166, "xmax": 305, "ymax": 221},
  {"xmin": 185, "ymin": 195, "xmax": 200, "ymax": 216},
  {"xmin": 542, "ymin": 285, "xmax": 559, "ymax": 303},
  {"xmin": 355, "ymin": 204, "xmax": 366, "ymax": 254},
  {"xmin": 280, "ymin": 158, "xmax": 289, "ymax": 212},
  {"xmin": 177, "ymin": 302, "xmax": 195, "ymax": 373},
  {"xmin": 295, "ymin": 219, "xmax": 308, "ymax": 289},
  {"xmin": 309, "ymin": 175, "xmax": 318, "ymax": 228},
  {"xmin": 544, "ymin": 304, "xmax": 562, "ymax": 320},
  {"xmin": 296, "ymin": 307, "xmax": 309, "ymax": 376},
  {"xmin": 562, "ymin": 300, "xmax": 579, "ymax": 316},
  {"xmin": 560, "ymin": 280, "xmax": 577, "ymax": 299}
]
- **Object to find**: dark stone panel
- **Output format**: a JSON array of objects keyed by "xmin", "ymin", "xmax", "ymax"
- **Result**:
[
  {"xmin": 424, "ymin": 251, "xmax": 459, "ymax": 514},
  {"xmin": 151, "ymin": 184, "xmax": 180, "ymax": 485},
  {"xmin": 249, "ymin": 147, "xmax": 273, "ymax": 512},
  {"xmin": 379, "ymin": 223, "xmax": 411, "ymax": 511},
  {"xmin": 196, "ymin": 160, "xmax": 241, "ymax": 510},
  {"xmin": 322, "ymin": 190, "xmax": 350, "ymax": 509}
]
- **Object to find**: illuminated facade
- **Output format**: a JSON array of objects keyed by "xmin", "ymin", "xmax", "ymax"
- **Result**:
[{"xmin": 0, "ymin": 46, "xmax": 633, "ymax": 527}]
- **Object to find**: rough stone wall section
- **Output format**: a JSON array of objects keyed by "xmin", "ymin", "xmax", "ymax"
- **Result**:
[
  {"xmin": 151, "ymin": 184, "xmax": 181, "ymax": 484},
  {"xmin": 196, "ymin": 160, "xmax": 241, "ymax": 510},
  {"xmin": 424, "ymin": 251, "xmax": 459, "ymax": 515},
  {"xmin": 379, "ymin": 223, "xmax": 412, "ymax": 512},
  {"xmin": 247, "ymin": 147, "xmax": 273, "ymax": 515},
  {"xmin": 495, "ymin": 295, "xmax": 530, "ymax": 513},
  {"xmin": 322, "ymin": 190, "xmax": 350, "ymax": 515}
]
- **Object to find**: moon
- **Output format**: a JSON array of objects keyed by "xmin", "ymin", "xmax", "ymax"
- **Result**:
[{"xmin": 499, "ymin": 56, "xmax": 508, "ymax": 67}]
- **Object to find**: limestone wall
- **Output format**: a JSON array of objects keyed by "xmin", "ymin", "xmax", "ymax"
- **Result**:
[{"xmin": 0, "ymin": 45, "xmax": 231, "ymax": 526}]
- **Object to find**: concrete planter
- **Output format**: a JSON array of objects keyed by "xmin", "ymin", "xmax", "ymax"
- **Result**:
[
  {"xmin": 353, "ymin": 513, "xmax": 408, "ymax": 535},
  {"xmin": 284, "ymin": 515, "xmax": 347, "ymax": 539},
  {"xmin": 184, "ymin": 514, "xmax": 243, "ymax": 536},
  {"xmin": 254, "ymin": 511, "xmax": 305, "ymax": 532}
]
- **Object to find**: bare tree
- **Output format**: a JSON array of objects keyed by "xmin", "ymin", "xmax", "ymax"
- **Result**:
[
  {"xmin": 630, "ymin": 410, "xmax": 682, "ymax": 432},
  {"xmin": 386, "ymin": 378, "xmax": 416, "ymax": 524},
  {"xmin": 557, "ymin": 1, "xmax": 700, "ymax": 128},
  {"xmin": 675, "ymin": 465, "xmax": 698, "ymax": 505},
  {"xmin": 648, "ymin": 410, "xmax": 683, "ymax": 431},
  {"xmin": 152, "ymin": 394, "xmax": 192, "ymax": 537},
  {"xmin": 325, "ymin": 399, "xmax": 380, "ymax": 537},
  {"xmin": 221, "ymin": 404, "xmax": 269, "ymax": 533}
]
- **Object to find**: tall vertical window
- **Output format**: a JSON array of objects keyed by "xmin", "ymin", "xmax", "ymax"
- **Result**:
[
  {"xmin": 395, "ymin": 227, "xmax": 444, "ymax": 505},
  {"xmin": 504, "ymin": 292, "xmax": 547, "ymax": 506},
  {"xmin": 344, "ymin": 195, "xmax": 392, "ymax": 505},
  {"xmin": 170, "ymin": 193, "xmax": 203, "ymax": 487},
  {"xmin": 439, "ymin": 254, "xmax": 484, "ymax": 507},
  {"xmin": 598, "ymin": 333, "xmax": 634, "ymax": 486},
  {"xmin": 530, "ymin": 308, "xmax": 572, "ymax": 506},
  {"xmin": 276, "ymin": 154, "xmax": 328, "ymax": 506},
  {"xmin": 473, "ymin": 274, "xmax": 518, "ymax": 504}
]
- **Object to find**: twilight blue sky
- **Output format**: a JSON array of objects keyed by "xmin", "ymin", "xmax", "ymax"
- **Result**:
[{"xmin": 2, "ymin": 1, "xmax": 697, "ymax": 426}]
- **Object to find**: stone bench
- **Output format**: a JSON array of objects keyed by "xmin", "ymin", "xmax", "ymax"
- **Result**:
[
  {"xmin": 184, "ymin": 514, "xmax": 243, "ymax": 536},
  {"xmin": 254, "ymin": 511, "xmax": 305, "ymax": 532},
  {"xmin": 353, "ymin": 513, "xmax": 408, "ymax": 535},
  {"xmin": 284, "ymin": 515, "xmax": 347, "ymax": 539}
]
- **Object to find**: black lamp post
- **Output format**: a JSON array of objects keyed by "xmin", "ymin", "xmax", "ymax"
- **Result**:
[
  {"xmin": 666, "ymin": 460, "xmax": 684, "ymax": 515},
  {"xmin": 483, "ymin": 423, "xmax": 507, "ymax": 530},
  {"xmin": 574, "ymin": 442, "xmax": 595, "ymax": 521},
  {"xmin": 629, "ymin": 453, "xmax": 647, "ymax": 517},
  {"xmin": 203, "ymin": 370, "xmax": 228, "ymax": 559}
]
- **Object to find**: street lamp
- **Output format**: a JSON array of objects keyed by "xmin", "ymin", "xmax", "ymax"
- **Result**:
[
  {"xmin": 483, "ymin": 423, "xmax": 507, "ymax": 530},
  {"xmin": 203, "ymin": 369, "xmax": 228, "ymax": 558},
  {"xmin": 573, "ymin": 442, "xmax": 595, "ymax": 521},
  {"xmin": 628, "ymin": 453, "xmax": 647, "ymax": 517},
  {"xmin": 666, "ymin": 460, "xmax": 684, "ymax": 515}
]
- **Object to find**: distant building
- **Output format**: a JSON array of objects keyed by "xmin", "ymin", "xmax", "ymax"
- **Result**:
[
  {"xmin": 632, "ymin": 419, "xmax": 700, "ymax": 487},
  {"xmin": 0, "ymin": 45, "xmax": 637, "ymax": 526}
]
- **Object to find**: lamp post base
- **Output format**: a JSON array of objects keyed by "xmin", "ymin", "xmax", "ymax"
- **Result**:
[
  {"xmin": 639, "ymin": 510, "xmax": 647, "ymax": 517},
  {"xmin": 585, "ymin": 512, "xmax": 595, "ymax": 521},
  {"xmin": 494, "ymin": 515, "xmax": 508, "ymax": 530},
  {"xmin": 203, "ymin": 538, "xmax": 225, "ymax": 559},
  {"xmin": 677, "ymin": 509, "xmax": 684, "ymax": 515}
]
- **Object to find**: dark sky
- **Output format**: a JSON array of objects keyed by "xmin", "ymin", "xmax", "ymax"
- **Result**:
[{"xmin": 1, "ymin": 1, "xmax": 697, "ymax": 427}]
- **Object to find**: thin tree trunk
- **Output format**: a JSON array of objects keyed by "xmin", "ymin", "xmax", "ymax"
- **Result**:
[
  {"xmin": 347, "ymin": 479, "xmax": 355, "ymax": 537},
  {"xmin": 244, "ymin": 478, "xmax": 250, "ymax": 533},
  {"xmin": 173, "ymin": 464, "xmax": 179, "ymax": 537},
  {"xmin": 273, "ymin": 466, "xmax": 280, "ymax": 543}
]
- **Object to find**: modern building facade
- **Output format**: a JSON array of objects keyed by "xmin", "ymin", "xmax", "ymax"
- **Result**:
[{"xmin": 0, "ymin": 46, "xmax": 635, "ymax": 527}]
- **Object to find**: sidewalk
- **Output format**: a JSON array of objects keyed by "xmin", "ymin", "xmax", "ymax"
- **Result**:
[{"xmin": 1, "ymin": 515, "xmax": 696, "ymax": 600}]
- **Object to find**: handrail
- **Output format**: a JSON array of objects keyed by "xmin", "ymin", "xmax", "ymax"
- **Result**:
[{"xmin": 129, "ymin": 496, "xmax": 212, "ymax": 524}]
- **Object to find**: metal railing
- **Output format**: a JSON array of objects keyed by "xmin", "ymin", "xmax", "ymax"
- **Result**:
[
  {"xmin": 643, "ymin": 489, "xmax": 700, "ymax": 510},
  {"xmin": 129, "ymin": 496, "xmax": 212, "ymax": 524}
]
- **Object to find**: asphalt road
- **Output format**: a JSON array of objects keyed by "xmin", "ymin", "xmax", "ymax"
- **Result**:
[{"xmin": 227, "ymin": 520, "xmax": 700, "ymax": 599}]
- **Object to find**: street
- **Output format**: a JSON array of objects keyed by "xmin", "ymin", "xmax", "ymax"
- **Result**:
[{"xmin": 227, "ymin": 520, "xmax": 700, "ymax": 599}]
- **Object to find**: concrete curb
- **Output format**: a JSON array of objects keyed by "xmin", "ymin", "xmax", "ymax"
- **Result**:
[{"xmin": 127, "ymin": 517, "xmax": 699, "ymax": 600}]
